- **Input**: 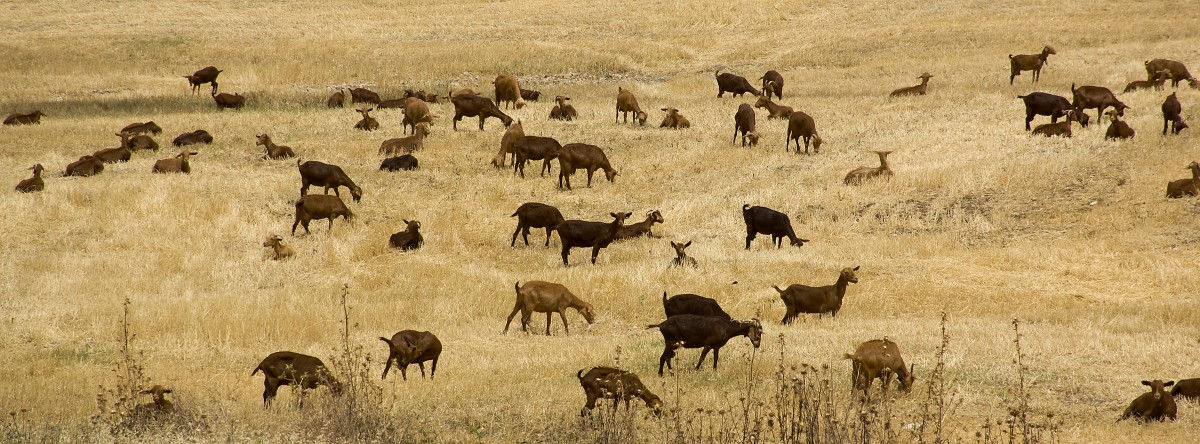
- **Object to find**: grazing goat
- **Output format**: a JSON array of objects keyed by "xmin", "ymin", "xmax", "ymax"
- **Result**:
[
  {"xmin": 557, "ymin": 143, "xmax": 618, "ymax": 189},
  {"xmin": 715, "ymin": 70, "xmax": 760, "ymax": 97},
  {"xmin": 212, "ymin": 91, "xmax": 245, "ymax": 110},
  {"xmin": 1145, "ymin": 59, "xmax": 1195, "ymax": 88},
  {"xmin": 1071, "ymin": 83, "xmax": 1128, "ymax": 123},
  {"xmin": 510, "ymin": 202, "xmax": 565, "ymax": 247},
  {"xmin": 127, "ymin": 134, "xmax": 159, "ymax": 151},
  {"xmin": 121, "ymin": 121, "xmax": 162, "ymax": 135},
  {"xmin": 299, "ymin": 160, "xmax": 362, "ymax": 202},
  {"xmin": 354, "ymin": 107, "xmax": 380, "ymax": 131},
  {"xmin": 152, "ymin": 151, "xmax": 197, "ymax": 174},
  {"xmin": 614, "ymin": 210, "xmax": 663, "ymax": 240},
  {"xmin": 774, "ymin": 266, "xmax": 860, "ymax": 323},
  {"xmin": 1170, "ymin": 378, "xmax": 1200, "ymax": 402},
  {"xmin": 556, "ymin": 212, "xmax": 631, "ymax": 266},
  {"xmin": 1018, "ymin": 92, "xmax": 1088, "ymax": 131},
  {"xmin": 380, "ymin": 123, "xmax": 430, "ymax": 155},
  {"xmin": 549, "ymin": 95, "xmax": 578, "ymax": 121},
  {"xmin": 256, "ymin": 134, "xmax": 295, "ymax": 159},
  {"xmin": 733, "ymin": 103, "xmax": 759, "ymax": 147},
  {"xmin": 493, "ymin": 120, "xmax": 525, "ymax": 168},
  {"xmin": 648, "ymin": 315, "xmax": 762, "ymax": 376},
  {"xmin": 890, "ymin": 72, "xmax": 933, "ymax": 97},
  {"xmin": 64, "ymin": 156, "xmax": 104, "ymax": 177},
  {"xmin": 615, "ymin": 87, "xmax": 648, "ymax": 125},
  {"xmin": 493, "ymin": 75, "xmax": 526, "ymax": 109},
  {"xmin": 1031, "ymin": 110, "xmax": 1079, "ymax": 138},
  {"xmin": 662, "ymin": 292, "xmax": 729, "ymax": 319},
  {"xmin": 292, "ymin": 194, "xmax": 352, "ymax": 235},
  {"xmin": 1009, "ymin": 46, "xmax": 1055, "ymax": 85},
  {"xmin": 1121, "ymin": 380, "xmax": 1177, "ymax": 422},
  {"xmin": 743, "ymin": 204, "xmax": 806, "ymax": 249},
  {"xmin": 3, "ymin": 110, "xmax": 46, "ymax": 125},
  {"xmin": 131, "ymin": 385, "xmax": 176, "ymax": 418},
  {"xmin": 1124, "ymin": 70, "xmax": 1172, "ymax": 93},
  {"xmin": 252, "ymin": 351, "xmax": 343, "ymax": 406},
  {"xmin": 578, "ymin": 367, "xmax": 662, "ymax": 416},
  {"xmin": 402, "ymin": 99, "xmax": 434, "ymax": 134},
  {"xmin": 349, "ymin": 87, "xmax": 381, "ymax": 104},
  {"xmin": 388, "ymin": 219, "xmax": 423, "ymax": 250},
  {"xmin": 785, "ymin": 111, "xmax": 822, "ymax": 154},
  {"xmin": 669, "ymin": 241, "xmax": 697, "ymax": 268},
  {"xmin": 262, "ymin": 234, "xmax": 295, "ymax": 260},
  {"xmin": 1166, "ymin": 161, "xmax": 1200, "ymax": 198},
  {"xmin": 15, "ymin": 164, "xmax": 44, "ymax": 193},
  {"xmin": 1104, "ymin": 109, "xmax": 1135, "ymax": 140},
  {"xmin": 91, "ymin": 133, "xmax": 132, "ymax": 163},
  {"xmin": 760, "ymin": 70, "xmax": 784, "ymax": 99},
  {"xmin": 520, "ymin": 88, "xmax": 541, "ymax": 102},
  {"xmin": 379, "ymin": 154, "xmax": 418, "ymax": 171},
  {"xmin": 754, "ymin": 95, "xmax": 793, "ymax": 120},
  {"xmin": 184, "ymin": 66, "xmax": 221, "ymax": 95},
  {"xmin": 379, "ymin": 330, "xmax": 441, "ymax": 380},
  {"xmin": 659, "ymin": 107, "xmax": 691, "ymax": 129},
  {"xmin": 504, "ymin": 281, "xmax": 596, "ymax": 335},
  {"xmin": 844, "ymin": 151, "xmax": 894, "ymax": 184},
  {"xmin": 513, "ymin": 135, "xmax": 563, "ymax": 178},
  {"xmin": 844, "ymin": 339, "xmax": 915, "ymax": 398},
  {"xmin": 326, "ymin": 89, "xmax": 345, "ymax": 108},
  {"xmin": 172, "ymin": 130, "xmax": 212, "ymax": 147},
  {"xmin": 1162, "ymin": 92, "xmax": 1188, "ymax": 135},
  {"xmin": 450, "ymin": 93, "xmax": 513, "ymax": 130}
]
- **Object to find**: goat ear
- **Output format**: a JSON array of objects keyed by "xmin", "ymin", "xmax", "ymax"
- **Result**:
[
  {"xmin": 403, "ymin": 219, "xmax": 410, "ymax": 224},
  {"xmin": 670, "ymin": 241, "xmax": 679, "ymax": 248},
  {"xmin": 853, "ymin": 266, "xmax": 860, "ymax": 271},
  {"xmin": 684, "ymin": 241, "xmax": 692, "ymax": 248},
  {"xmin": 623, "ymin": 212, "xmax": 632, "ymax": 218},
  {"xmin": 1165, "ymin": 381, "xmax": 1176, "ymax": 387},
  {"xmin": 661, "ymin": 108, "xmax": 668, "ymax": 112},
  {"xmin": 609, "ymin": 212, "xmax": 618, "ymax": 218},
  {"xmin": 1142, "ymin": 380, "xmax": 1151, "ymax": 386},
  {"xmin": 163, "ymin": 389, "xmax": 173, "ymax": 393}
]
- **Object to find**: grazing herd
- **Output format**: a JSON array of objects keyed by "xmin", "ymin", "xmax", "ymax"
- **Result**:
[{"xmin": 6, "ymin": 48, "xmax": 1198, "ymax": 424}]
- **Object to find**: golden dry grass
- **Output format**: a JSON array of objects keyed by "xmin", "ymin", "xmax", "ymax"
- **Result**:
[{"xmin": 3, "ymin": 0, "xmax": 1200, "ymax": 442}]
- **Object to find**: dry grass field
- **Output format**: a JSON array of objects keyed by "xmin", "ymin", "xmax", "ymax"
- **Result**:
[{"xmin": 3, "ymin": 0, "xmax": 1200, "ymax": 442}]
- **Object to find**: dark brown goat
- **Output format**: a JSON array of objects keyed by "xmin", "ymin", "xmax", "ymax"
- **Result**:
[
  {"xmin": 252, "ymin": 351, "xmax": 343, "ymax": 406},
  {"xmin": 577, "ymin": 367, "xmax": 662, "ymax": 416},
  {"xmin": 715, "ymin": 70, "xmax": 760, "ymax": 97},
  {"xmin": 1104, "ymin": 109, "xmax": 1135, "ymax": 140},
  {"xmin": 402, "ymin": 99, "xmax": 434, "ymax": 134},
  {"xmin": 379, "ymin": 154, "xmax": 418, "ymax": 171},
  {"xmin": 388, "ymin": 219, "xmax": 423, "ymax": 250},
  {"xmin": 557, "ymin": 143, "xmax": 617, "ymax": 189},
  {"xmin": 615, "ymin": 87, "xmax": 648, "ymax": 125},
  {"xmin": 662, "ymin": 292, "xmax": 729, "ymax": 319},
  {"xmin": 513, "ymin": 135, "xmax": 563, "ymax": 178},
  {"xmin": 614, "ymin": 210, "xmax": 663, "ymax": 240},
  {"xmin": 3, "ymin": 110, "xmax": 46, "ymax": 125},
  {"xmin": 733, "ymin": 103, "xmax": 759, "ymax": 147},
  {"xmin": 649, "ymin": 315, "xmax": 762, "ymax": 376},
  {"xmin": 1145, "ymin": 59, "xmax": 1195, "ymax": 88},
  {"xmin": 1166, "ymin": 161, "xmax": 1200, "ymax": 198},
  {"xmin": 760, "ymin": 70, "xmax": 784, "ymax": 99},
  {"xmin": 349, "ymin": 87, "xmax": 381, "ymax": 104},
  {"xmin": 890, "ymin": 72, "xmax": 933, "ymax": 97},
  {"xmin": 669, "ymin": 241, "xmax": 697, "ymax": 268},
  {"xmin": 127, "ymin": 134, "xmax": 159, "ymax": 151},
  {"xmin": 152, "ymin": 150, "xmax": 197, "ymax": 174},
  {"xmin": 15, "ymin": 164, "xmax": 44, "ymax": 193},
  {"xmin": 494, "ymin": 75, "xmax": 526, "ymax": 109},
  {"xmin": 298, "ymin": 160, "xmax": 362, "ymax": 203},
  {"xmin": 1162, "ymin": 92, "xmax": 1188, "ymax": 135},
  {"xmin": 1121, "ymin": 379, "xmax": 1177, "ymax": 422},
  {"xmin": 353, "ymin": 107, "xmax": 380, "ymax": 131},
  {"xmin": 121, "ymin": 121, "xmax": 162, "ymax": 135},
  {"xmin": 520, "ymin": 88, "xmax": 541, "ymax": 102},
  {"xmin": 743, "ymin": 204, "xmax": 806, "ymax": 249},
  {"xmin": 1124, "ymin": 70, "xmax": 1172, "ymax": 93},
  {"xmin": 184, "ymin": 66, "xmax": 221, "ymax": 95},
  {"xmin": 504, "ymin": 281, "xmax": 596, "ymax": 335},
  {"xmin": 549, "ymin": 95, "xmax": 578, "ymax": 121},
  {"xmin": 754, "ymin": 95, "xmax": 793, "ymax": 120},
  {"xmin": 1009, "ymin": 46, "xmax": 1055, "ymax": 85},
  {"xmin": 379, "ymin": 330, "xmax": 441, "ymax": 380},
  {"xmin": 326, "ymin": 90, "xmax": 345, "ymax": 108},
  {"xmin": 1018, "ymin": 92, "xmax": 1088, "ymax": 131},
  {"xmin": 785, "ymin": 111, "xmax": 822, "ymax": 154},
  {"xmin": 1170, "ymin": 378, "xmax": 1200, "ymax": 401},
  {"xmin": 64, "ymin": 156, "xmax": 104, "ymax": 177},
  {"xmin": 774, "ymin": 266, "xmax": 859, "ymax": 323},
  {"xmin": 1071, "ymin": 83, "xmax": 1128, "ymax": 123},
  {"xmin": 91, "ymin": 133, "xmax": 132, "ymax": 163},
  {"xmin": 844, "ymin": 339, "xmax": 915, "ymax": 399},
  {"xmin": 256, "ymin": 134, "xmax": 295, "ymax": 159},
  {"xmin": 659, "ymin": 107, "xmax": 691, "ymax": 129},
  {"xmin": 556, "ymin": 212, "xmax": 631, "ymax": 266},
  {"xmin": 212, "ymin": 91, "xmax": 245, "ymax": 110},
  {"xmin": 376, "ymin": 98, "xmax": 412, "ymax": 110},
  {"xmin": 292, "ymin": 194, "xmax": 353, "ymax": 235},
  {"xmin": 493, "ymin": 120, "xmax": 524, "ymax": 168},
  {"xmin": 510, "ymin": 202, "xmax": 565, "ymax": 247},
  {"xmin": 450, "ymin": 93, "xmax": 513, "ymax": 130},
  {"xmin": 172, "ymin": 130, "xmax": 213, "ymax": 146}
]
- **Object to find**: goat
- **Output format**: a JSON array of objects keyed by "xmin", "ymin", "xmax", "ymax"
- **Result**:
[
  {"xmin": 504, "ymin": 281, "xmax": 596, "ymax": 335},
  {"xmin": 754, "ymin": 95, "xmax": 793, "ymax": 120},
  {"xmin": 615, "ymin": 87, "xmax": 648, "ymax": 125},
  {"xmin": 1018, "ymin": 92, "xmax": 1088, "ymax": 131},
  {"xmin": 1104, "ymin": 109, "xmax": 1135, "ymax": 140},
  {"xmin": 379, "ymin": 330, "xmax": 441, "ymax": 380},
  {"xmin": 578, "ymin": 367, "xmax": 662, "ymax": 416},
  {"xmin": 1170, "ymin": 378, "xmax": 1200, "ymax": 402},
  {"xmin": 402, "ymin": 99, "xmax": 434, "ymax": 134},
  {"xmin": 1145, "ymin": 59, "xmax": 1195, "ymax": 88},
  {"xmin": 1166, "ymin": 161, "xmax": 1200, "ymax": 198},
  {"xmin": 648, "ymin": 315, "xmax": 762, "ymax": 376},
  {"xmin": 64, "ymin": 156, "xmax": 104, "ymax": 177},
  {"xmin": 844, "ymin": 151, "xmax": 894, "ymax": 184},
  {"xmin": 1030, "ymin": 110, "xmax": 1079, "ymax": 138},
  {"xmin": 715, "ymin": 70, "xmax": 760, "ymax": 97},
  {"xmin": 256, "ymin": 134, "xmax": 295, "ymax": 159},
  {"xmin": 212, "ymin": 91, "xmax": 245, "ymax": 110},
  {"xmin": 298, "ymin": 160, "xmax": 362, "ymax": 202},
  {"xmin": 557, "ymin": 143, "xmax": 617, "ymax": 189},
  {"xmin": 292, "ymin": 194, "xmax": 352, "ymax": 235},
  {"xmin": 376, "ymin": 98, "xmax": 411, "ymax": 110},
  {"xmin": 659, "ymin": 107, "xmax": 691, "ymax": 129},
  {"xmin": 1124, "ymin": 70, "xmax": 1172, "ymax": 93},
  {"xmin": 262, "ymin": 234, "xmax": 295, "ymax": 260},
  {"xmin": 172, "ymin": 130, "xmax": 213, "ymax": 147},
  {"xmin": 450, "ymin": 93, "xmax": 513, "ymax": 130},
  {"xmin": 354, "ymin": 107, "xmax": 380, "ymax": 131},
  {"xmin": 890, "ymin": 72, "xmax": 933, "ymax": 97},
  {"xmin": 513, "ymin": 135, "xmax": 563, "ymax": 178},
  {"xmin": 549, "ymin": 95, "xmax": 578, "ymax": 121},
  {"xmin": 774, "ymin": 266, "xmax": 859, "ymax": 323},
  {"xmin": 510, "ymin": 202, "xmax": 565, "ymax": 247},
  {"xmin": 14, "ymin": 164, "xmax": 44, "ymax": 193},
  {"xmin": 556, "ymin": 212, "xmax": 631, "ymax": 265},
  {"xmin": 614, "ymin": 210, "xmax": 663, "ymax": 240},
  {"xmin": 184, "ymin": 66, "xmax": 221, "ymax": 95},
  {"xmin": 662, "ymin": 292, "xmax": 729, "ymax": 319},
  {"xmin": 388, "ymin": 219, "xmax": 423, "ymax": 250},
  {"xmin": 520, "ymin": 88, "xmax": 541, "ymax": 102},
  {"xmin": 785, "ymin": 111, "xmax": 822, "ymax": 154},
  {"xmin": 733, "ymin": 103, "xmax": 759, "ymax": 147},
  {"xmin": 1009, "ymin": 46, "xmax": 1055, "ymax": 85},
  {"xmin": 380, "ymin": 123, "xmax": 430, "ymax": 155},
  {"xmin": 121, "ymin": 121, "xmax": 162, "ymax": 135},
  {"xmin": 91, "ymin": 133, "xmax": 132, "ymax": 163},
  {"xmin": 349, "ymin": 87, "xmax": 381, "ymax": 104},
  {"xmin": 493, "ymin": 120, "xmax": 525, "ymax": 168},
  {"xmin": 3, "ymin": 110, "xmax": 46, "ymax": 125},
  {"xmin": 743, "ymin": 204, "xmax": 806, "ymax": 249},
  {"xmin": 493, "ymin": 75, "xmax": 526, "ymax": 109},
  {"xmin": 1121, "ymin": 380, "xmax": 1177, "ymax": 422},
  {"xmin": 152, "ymin": 151, "xmax": 197, "ymax": 174},
  {"xmin": 127, "ymin": 134, "xmax": 159, "ymax": 151},
  {"xmin": 668, "ymin": 241, "xmax": 697, "ymax": 268},
  {"xmin": 844, "ymin": 339, "xmax": 915, "ymax": 399},
  {"xmin": 379, "ymin": 154, "xmax": 418, "ymax": 171},
  {"xmin": 760, "ymin": 70, "xmax": 784, "ymax": 99},
  {"xmin": 326, "ymin": 89, "xmax": 345, "ymax": 108},
  {"xmin": 1071, "ymin": 83, "xmax": 1128, "ymax": 123},
  {"xmin": 1162, "ymin": 92, "xmax": 1188, "ymax": 135},
  {"xmin": 131, "ymin": 385, "xmax": 176, "ymax": 418},
  {"xmin": 252, "ymin": 351, "xmax": 343, "ymax": 406}
]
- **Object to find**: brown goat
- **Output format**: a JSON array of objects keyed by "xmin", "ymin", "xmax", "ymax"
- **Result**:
[
  {"xmin": 774, "ymin": 266, "xmax": 859, "ymax": 323},
  {"xmin": 349, "ymin": 87, "xmax": 381, "ymax": 104},
  {"xmin": 380, "ymin": 123, "xmax": 430, "ymax": 155},
  {"xmin": 131, "ymin": 385, "xmax": 176, "ymax": 419},
  {"xmin": 889, "ymin": 72, "xmax": 933, "ymax": 97},
  {"xmin": 402, "ymin": 98, "xmax": 434, "ymax": 134},
  {"xmin": 754, "ymin": 95, "xmax": 793, "ymax": 120},
  {"xmin": 152, "ymin": 151, "xmax": 197, "ymax": 174},
  {"xmin": 252, "ymin": 351, "xmax": 343, "ymax": 406},
  {"xmin": 557, "ymin": 212, "xmax": 631, "ymax": 266},
  {"xmin": 614, "ymin": 210, "xmax": 663, "ymax": 240},
  {"xmin": 1145, "ymin": 59, "xmax": 1195, "ymax": 88},
  {"xmin": 615, "ymin": 87, "xmax": 648, "ymax": 125},
  {"xmin": 494, "ymin": 75, "xmax": 526, "ymax": 109},
  {"xmin": 659, "ymin": 107, "xmax": 690, "ymax": 129},
  {"xmin": 557, "ymin": 143, "xmax": 617, "ymax": 189},
  {"xmin": 127, "ymin": 134, "xmax": 159, "ymax": 151},
  {"xmin": 15, "ymin": 164, "xmax": 44, "ymax": 193},
  {"xmin": 669, "ymin": 240, "xmax": 697, "ymax": 268},
  {"xmin": 510, "ymin": 202, "xmax": 565, "ymax": 247},
  {"xmin": 549, "ymin": 96, "xmax": 578, "ymax": 121},
  {"xmin": 733, "ymin": 103, "xmax": 758, "ymax": 147},
  {"xmin": 1162, "ymin": 92, "xmax": 1188, "ymax": 135},
  {"xmin": 121, "ymin": 121, "xmax": 162, "ymax": 135},
  {"xmin": 844, "ymin": 151, "xmax": 894, "ymax": 185},
  {"xmin": 379, "ymin": 330, "xmax": 441, "ymax": 380},
  {"xmin": 64, "ymin": 156, "xmax": 104, "ymax": 177},
  {"xmin": 450, "ymin": 93, "xmax": 513, "ymax": 130},
  {"xmin": 1071, "ymin": 83, "xmax": 1128, "ymax": 123},
  {"xmin": 493, "ymin": 120, "xmax": 525, "ymax": 168},
  {"xmin": 326, "ymin": 89, "xmax": 345, "ymax": 108},
  {"xmin": 173, "ymin": 130, "xmax": 213, "ymax": 147},
  {"xmin": 262, "ymin": 234, "xmax": 295, "ymax": 260},
  {"xmin": 3, "ymin": 110, "xmax": 46, "ymax": 125},
  {"xmin": 388, "ymin": 219, "xmax": 423, "ymax": 251},
  {"xmin": 90, "ymin": 133, "xmax": 132, "ymax": 163},
  {"xmin": 1166, "ymin": 161, "xmax": 1200, "ymax": 198},
  {"xmin": 212, "ymin": 91, "xmax": 245, "ymax": 110},
  {"xmin": 1104, "ymin": 109, "xmax": 1135, "ymax": 140},
  {"xmin": 844, "ymin": 339, "xmax": 915, "ymax": 399},
  {"xmin": 1009, "ymin": 46, "xmax": 1055, "ymax": 85},
  {"xmin": 504, "ymin": 281, "xmax": 596, "ymax": 335},
  {"xmin": 513, "ymin": 135, "xmax": 563, "ymax": 178},
  {"xmin": 1124, "ymin": 70, "xmax": 1172, "ymax": 93},
  {"xmin": 577, "ymin": 367, "xmax": 663, "ymax": 416},
  {"xmin": 354, "ymin": 107, "xmax": 380, "ymax": 131},
  {"xmin": 184, "ymin": 66, "xmax": 221, "ymax": 95},
  {"xmin": 1031, "ymin": 109, "xmax": 1081, "ymax": 138},
  {"xmin": 292, "ymin": 194, "xmax": 353, "ymax": 235},
  {"xmin": 1121, "ymin": 379, "xmax": 1177, "ymax": 422},
  {"xmin": 715, "ymin": 70, "xmax": 761, "ymax": 97},
  {"xmin": 785, "ymin": 111, "xmax": 823, "ymax": 154},
  {"xmin": 256, "ymin": 134, "xmax": 296, "ymax": 160},
  {"xmin": 760, "ymin": 70, "xmax": 784, "ymax": 99}
]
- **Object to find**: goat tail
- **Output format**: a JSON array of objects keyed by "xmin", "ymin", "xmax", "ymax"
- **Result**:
[
  {"xmin": 251, "ymin": 364, "xmax": 262, "ymax": 376},
  {"xmin": 646, "ymin": 323, "xmax": 662, "ymax": 330},
  {"xmin": 842, "ymin": 353, "xmax": 856, "ymax": 361},
  {"xmin": 771, "ymin": 285, "xmax": 785, "ymax": 294},
  {"xmin": 662, "ymin": 291, "xmax": 668, "ymax": 306},
  {"xmin": 378, "ymin": 336, "xmax": 394, "ymax": 348},
  {"xmin": 1008, "ymin": 54, "xmax": 1014, "ymax": 59},
  {"xmin": 742, "ymin": 204, "xmax": 751, "ymax": 212},
  {"xmin": 577, "ymin": 369, "xmax": 586, "ymax": 380},
  {"xmin": 714, "ymin": 69, "xmax": 721, "ymax": 79},
  {"xmin": 510, "ymin": 211, "xmax": 519, "ymax": 217}
]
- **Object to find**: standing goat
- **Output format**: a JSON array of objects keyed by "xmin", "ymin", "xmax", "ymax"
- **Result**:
[
  {"xmin": 1162, "ymin": 92, "xmax": 1188, "ymax": 135},
  {"xmin": 743, "ymin": 204, "xmax": 807, "ymax": 249},
  {"xmin": 379, "ymin": 330, "xmax": 442, "ymax": 380},
  {"xmin": 648, "ymin": 315, "xmax": 762, "ymax": 376},
  {"xmin": 184, "ymin": 66, "xmax": 222, "ymax": 95},
  {"xmin": 844, "ymin": 339, "xmax": 915, "ymax": 399},
  {"xmin": 252, "ymin": 351, "xmax": 343, "ymax": 406},
  {"xmin": 510, "ymin": 202, "xmax": 565, "ymax": 247},
  {"xmin": 760, "ymin": 70, "xmax": 784, "ymax": 99},
  {"xmin": 556, "ymin": 212, "xmax": 630, "ymax": 265},
  {"xmin": 1008, "ymin": 46, "xmax": 1055, "ymax": 85},
  {"xmin": 785, "ymin": 111, "xmax": 822, "ymax": 154},
  {"xmin": 615, "ymin": 87, "xmax": 648, "ymax": 125},
  {"xmin": 774, "ymin": 266, "xmax": 860, "ymax": 323},
  {"xmin": 504, "ymin": 281, "xmax": 596, "ymax": 335},
  {"xmin": 292, "ymin": 195, "xmax": 353, "ymax": 235},
  {"xmin": 715, "ymin": 70, "xmax": 760, "ymax": 97},
  {"xmin": 557, "ymin": 143, "xmax": 617, "ymax": 189},
  {"xmin": 578, "ymin": 367, "xmax": 662, "ymax": 416},
  {"xmin": 733, "ymin": 103, "xmax": 759, "ymax": 147},
  {"xmin": 4, "ymin": 110, "xmax": 46, "ymax": 125}
]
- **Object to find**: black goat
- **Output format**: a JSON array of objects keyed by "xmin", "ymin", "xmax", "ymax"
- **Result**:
[{"xmin": 648, "ymin": 315, "xmax": 762, "ymax": 376}]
